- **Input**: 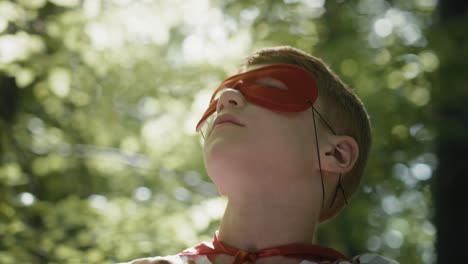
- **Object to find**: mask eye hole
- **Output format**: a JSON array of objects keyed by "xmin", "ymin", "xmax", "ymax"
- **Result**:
[{"xmin": 256, "ymin": 77, "xmax": 288, "ymax": 90}]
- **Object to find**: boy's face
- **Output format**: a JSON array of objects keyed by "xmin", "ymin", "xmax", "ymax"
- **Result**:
[{"xmin": 202, "ymin": 64, "xmax": 332, "ymax": 197}]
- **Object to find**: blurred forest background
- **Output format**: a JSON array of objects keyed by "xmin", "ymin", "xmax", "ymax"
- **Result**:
[{"xmin": 1, "ymin": 0, "xmax": 466, "ymax": 263}]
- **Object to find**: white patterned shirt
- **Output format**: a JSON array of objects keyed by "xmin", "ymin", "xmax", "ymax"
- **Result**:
[{"xmin": 120, "ymin": 253, "xmax": 399, "ymax": 264}]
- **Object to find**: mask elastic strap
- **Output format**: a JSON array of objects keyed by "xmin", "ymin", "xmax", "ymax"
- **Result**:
[
  {"xmin": 311, "ymin": 105, "xmax": 326, "ymax": 210},
  {"xmin": 310, "ymin": 105, "xmax": 348, "ymax": 210},
  {"xmin": 330, "ymin": 173, "xmax": 348, "ymax": 208}
]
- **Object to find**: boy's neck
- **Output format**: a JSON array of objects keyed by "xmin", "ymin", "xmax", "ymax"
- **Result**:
[{"xmin": 217, "ymin": 196, "xmax": 320, "ymax": 254}]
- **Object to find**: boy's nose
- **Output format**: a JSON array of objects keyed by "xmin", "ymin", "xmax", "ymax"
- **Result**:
[{"xmin": 216, "ymin": 88, "xmax": 246, "ymax": 113}]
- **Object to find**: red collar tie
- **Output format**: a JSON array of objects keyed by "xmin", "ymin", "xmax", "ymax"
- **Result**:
[{"xmin": 179, "ymin": 232, "xmax": 351, "ymax": 264}]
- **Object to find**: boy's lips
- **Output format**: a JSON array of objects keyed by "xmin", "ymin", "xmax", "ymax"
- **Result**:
[
  {"xmin": 208, "ymin": 113, "xmax": 245, "ymax": 137},
  {"xmin": 214, "ymin": 113, "xmax": 244, "ymax": 127}
]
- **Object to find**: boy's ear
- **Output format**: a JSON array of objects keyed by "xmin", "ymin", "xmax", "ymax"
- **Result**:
[
  {"xmin": 317, "ymin": 135, "xmax": 359, "ymax": 224},
  {"xmin": 321, "ymin": 135, "xmax": 359, "ymax": 174}
]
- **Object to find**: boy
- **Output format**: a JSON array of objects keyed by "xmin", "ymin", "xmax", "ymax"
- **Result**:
[{"xmin": 121, "ymin": 46, "xmax": 398, "ymax": 264}]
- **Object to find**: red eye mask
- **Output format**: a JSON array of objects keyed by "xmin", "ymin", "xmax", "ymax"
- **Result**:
[{"xmin": 195, "ymin": 64, "xmax": 318, "ymax": 132}]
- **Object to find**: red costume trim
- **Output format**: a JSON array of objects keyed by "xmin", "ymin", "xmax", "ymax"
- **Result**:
[{"xmin": 179, "ymin": 232, "xmax": 351, "ymax": 264}]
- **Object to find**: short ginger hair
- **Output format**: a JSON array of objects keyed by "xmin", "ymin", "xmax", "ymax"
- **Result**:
[{"xmin": 240, "ymin": 46, "xmax": 372, "ymax": 222}]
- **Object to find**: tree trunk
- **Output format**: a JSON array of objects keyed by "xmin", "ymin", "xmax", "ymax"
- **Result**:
[{"xmin": 432, "ymin": 1, "xmax": 468, "ymax": 263}]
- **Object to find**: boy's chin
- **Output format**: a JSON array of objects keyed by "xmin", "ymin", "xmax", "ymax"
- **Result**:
[
  {"xmin": 206, "ymin": 166, "xmax": 270, "ymax": 194},
  {"xmin": 204, "ymin": 146, "xmax": 262, "ymax": 166},
  {"xmin": 212, "ymin": 181, "xmax": 267, "ymax": 198}
]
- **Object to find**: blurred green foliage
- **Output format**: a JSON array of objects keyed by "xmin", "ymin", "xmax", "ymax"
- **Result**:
[{"xmin": 0, "ymin": 0, "xmax": 438, "ymax": 263}]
